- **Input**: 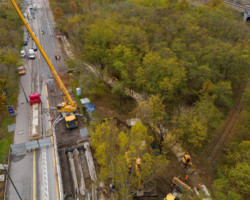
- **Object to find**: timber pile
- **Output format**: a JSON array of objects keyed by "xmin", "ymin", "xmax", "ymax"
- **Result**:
[{"xmin": 172, "ymin": 177, "xmax": 192, "ymax": 192}]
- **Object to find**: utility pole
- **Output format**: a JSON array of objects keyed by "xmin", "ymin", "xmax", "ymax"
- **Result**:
[
  {"xmin": 19, "ymin": 80, "xmax": 29, "ymax": 103},
  {"xmin": 1, "ymin": 154, "xmax": 22, "ymax": 200}
]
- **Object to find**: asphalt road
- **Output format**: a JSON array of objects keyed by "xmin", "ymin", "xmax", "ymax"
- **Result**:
[{"xmin": 7, "ymin": 0, "xmax": 59, "ymax": 199}]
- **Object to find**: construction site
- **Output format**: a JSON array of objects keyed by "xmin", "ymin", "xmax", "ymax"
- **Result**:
[{"xmin": 1, "ymin": 0, "xmax": 249, "ymax": 200}]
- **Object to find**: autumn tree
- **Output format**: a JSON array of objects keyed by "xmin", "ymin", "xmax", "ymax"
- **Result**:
[
  {"xmin": 54, "ymin": 7, "xmax": 63, "ymax": 21},
  {"xmin": 0, "ymin": 93, "xmax": 6, "ymax": 117},
  {"xmin": 134, "ymin": 95, "xmax": 168, "ymax": 152},
  {"xmin": 69, "ymin": 1, "xmax": 77, "ymax": 11},
  {"xmin": 90, "ymin": 119, "xmax": 167, "ymax": 199}
]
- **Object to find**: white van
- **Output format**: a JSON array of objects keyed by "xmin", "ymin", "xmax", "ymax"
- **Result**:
[
  {"xmin": 29, "ymin": 49, "xmax": 35, "ymax": 59},
  {"xmin": 21, "ymin": 50, "xmax": 26, "ymax": 58}
]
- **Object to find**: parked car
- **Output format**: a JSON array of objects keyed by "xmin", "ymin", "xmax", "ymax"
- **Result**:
[
  {"xmin": 28, "ymin": 49, "xmax": 35, "ymax": 59},
  {"xmin": 33, "ymin": 45, "xmax": 37, "ymax": 51},
  {"xmin": 23, "ymin": 40, "xmax": 28, "ymax": 46},
  {"xmin": 18, "ymin": 66, "xmax": 26, "ymax": 75},
  {"xmin": 21, "ymin": 50, "xmax": 26, "ymax": 58}
]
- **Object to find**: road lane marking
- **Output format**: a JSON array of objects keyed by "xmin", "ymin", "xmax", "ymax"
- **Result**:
[
  {"xmin": 51, "ymin": 136, "xmax": 60, "ymax": 199},
  {"xmin": 45, "ymin": 82, "xmax": 51, "ymax": 128},
  {"xmin": 33, "ymin": 149, "xmax": 36, "ymax": 200},
  {"xmin": 42, "ymin": 148, "xmax": 49, "ymax": 199}
]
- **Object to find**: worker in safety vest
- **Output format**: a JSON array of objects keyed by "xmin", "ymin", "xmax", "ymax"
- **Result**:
[
  {"xmin": 197, "ymin": 184, "xmax": 201, "ymax": 191},
  {"xmin": 182, "ymin": 154, "xmax": 192, "ymax": 167}
]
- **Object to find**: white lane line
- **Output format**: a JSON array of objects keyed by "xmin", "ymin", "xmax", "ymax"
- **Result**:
[
  {"xmin": 41, "ymin": 148, "xmax": 49, "ymax": 200},
  {"xmin": 33, "ymin": 149, "xmax": 36, "ymax": 200}
]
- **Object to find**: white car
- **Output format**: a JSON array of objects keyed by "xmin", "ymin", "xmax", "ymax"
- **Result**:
[
  {"xmin": 21, "ymin": 50, "xmax": 26, "ymax": 58},
  {"xmin": 29, "ymin": 49, "xmax": 35, "ymax": 59}
]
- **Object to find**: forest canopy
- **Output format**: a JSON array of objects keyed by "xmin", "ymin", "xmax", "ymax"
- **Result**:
[
  {"xmin": 52, "ymin": 0, "xmax": 249, "ymax": 107},
  {"xmin": 50, "ymin": 0, "xmax": 250, "ymax": 198}
]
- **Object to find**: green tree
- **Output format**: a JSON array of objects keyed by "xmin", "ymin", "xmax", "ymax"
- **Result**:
[
  {"xmin": 90, "ymin": 119, "xmax": 166, "ymax": 199},
  {"xmin": 172, "ymin": 107, "xmax": 208, "ymax": 150},
  {"xmin": 134, "ymin": 95, "xmax": 168, "ymax": 152},
  {"xmin": 228, "ymin": 162, "xmax": 250, "ymax": 199}
]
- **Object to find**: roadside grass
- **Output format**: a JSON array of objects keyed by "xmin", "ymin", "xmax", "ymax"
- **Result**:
[
  {"xmin": 70, "ymin": 78, "xmax": 85, "ymax": 116},
  {"xmin": 0, "ymin": 111, "xmax": 15, "ymax": 160},
  {"xmin": 0, "ymin": 83, "xmax": 18, "ymax": 161}
]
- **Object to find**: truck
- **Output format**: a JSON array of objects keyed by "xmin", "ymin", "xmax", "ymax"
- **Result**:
[{"xmin": 29, "ymin": 93, "xmax": 42, "ymax": 141}]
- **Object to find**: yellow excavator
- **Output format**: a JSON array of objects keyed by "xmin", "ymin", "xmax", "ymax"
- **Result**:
[{"xmin": 10, "ymin": 0, "xmax": 78, "ymax": 129}]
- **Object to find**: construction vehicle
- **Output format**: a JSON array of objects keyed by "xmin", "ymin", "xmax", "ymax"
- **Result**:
[
  {"xmin": 10, "ymin": 0, "xmax": 78, "ymax": 129},
  {"xmin": 125, "ymin": 152, "xmax": 157, "ymax": 198},
  {"xmin": 29, "ymin": 93, "xmax": 42, "ymax": 140},
  {"xmin": 164, "ymin": 177, "xmax": 192, "ymax": 200},
  {"xmin": 182, "ymin": 154, "xmax": 192, "ymax": 168}
]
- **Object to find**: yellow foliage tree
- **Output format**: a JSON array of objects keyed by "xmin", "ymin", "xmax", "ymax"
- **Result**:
[
  {"xmin": 69, "ymin": 1, "xmax": 77, "ymax": 11},
  {"xmin": 54, "ymin": 7, "xmax": 63, "ymax": 21},
  {"xmin": 0, "ymin": 93, "xmax": 6, "ymax": 115}
]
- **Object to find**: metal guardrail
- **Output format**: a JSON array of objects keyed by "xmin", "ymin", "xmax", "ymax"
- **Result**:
[
  {"xmin": 10, "ymin": 138, "xmax": 52, "ymax": 154},
  {"xmin": 52, "ymin": 116, "xmax": 64, "ymax": 200}
]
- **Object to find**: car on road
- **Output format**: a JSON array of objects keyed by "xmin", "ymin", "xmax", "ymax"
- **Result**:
[
  {"xmin": 23, "ymin": 12, "xmax": 28, "ymax": 18},
  {"xmin": 18, "ymin": 66, "xmax": 26, "ymax": 75},
  {"xmin": 23, "ymin": 40, "xmax": 28, "ymax": 46},
  {"xmin": 28, "ymin": 49, "xmax": 35, "ymax": 59},
  {"xmin": 33, "ymin": 45, "xmax": 37, "ymax": 51},
  {"xmin": 21, "ymin": 50, "xmax": 26, "ymax": 58}
]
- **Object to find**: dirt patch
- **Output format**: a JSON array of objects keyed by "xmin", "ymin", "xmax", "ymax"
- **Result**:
[
  {"xmin": 191, "ymin": 154, "xmax": 217, "ymax": 188},
  {"xmin": 155, "ymin": 152, "xmax": 187, "ymax": 199},
  {"xmin": 93, "ymin": 91, "xmax": 137, "ymax": 122},
  {"xmin": 53, "ymin": 72, "xmax": 71, "ymax": 89},
  {"xmin": 0, "ymin": 181, "xmax": 5, "ymax": 199}
]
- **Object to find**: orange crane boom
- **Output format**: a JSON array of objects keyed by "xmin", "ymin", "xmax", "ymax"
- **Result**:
[{"xmin": 10, "ymin": 0, "xmax": 77, "ymax": 113}]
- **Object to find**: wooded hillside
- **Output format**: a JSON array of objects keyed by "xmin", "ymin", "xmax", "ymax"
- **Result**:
[
  {"xmin": 52, "ymin": 0, "xmax": 249, "ymax": 147},
  {"xmin": 50, "ymin": 0, "xmax": 250, "ymax": 199}
]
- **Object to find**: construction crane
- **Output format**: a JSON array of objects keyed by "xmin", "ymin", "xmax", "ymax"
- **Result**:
[{"xmin": 10, "ymin": 0, "xmax": 78, "ymax": 129}]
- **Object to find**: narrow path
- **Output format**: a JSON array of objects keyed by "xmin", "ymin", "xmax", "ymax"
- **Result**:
[{"xmin": 204, "ymin": 81, "xmax": 247, "ymax": 161}]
